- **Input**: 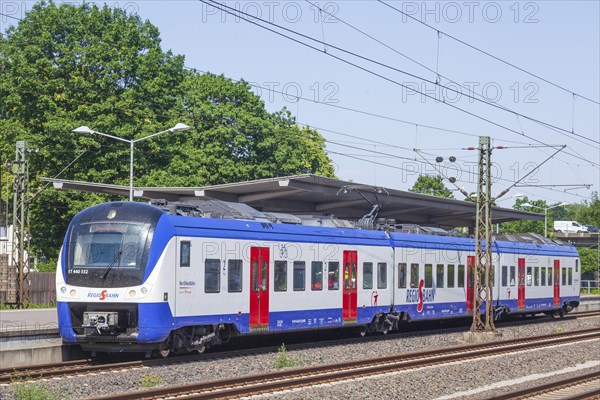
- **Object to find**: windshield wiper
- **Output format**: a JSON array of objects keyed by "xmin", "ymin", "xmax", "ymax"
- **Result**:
[{"xmin": 101, "ymin": 249, "xmax": 122, "ymax": 280}]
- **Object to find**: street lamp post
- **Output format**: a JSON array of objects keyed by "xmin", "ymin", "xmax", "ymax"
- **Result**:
[
  {"xmin": 522, "ymin": 202, "xmax": 568, "ymax": 237},
  {"xmin": 73, "ymin": 123, "xmax": 191, "ymax": 201}
]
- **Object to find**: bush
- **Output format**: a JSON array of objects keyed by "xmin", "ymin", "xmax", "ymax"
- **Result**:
[
  {"xmin": 273, "ymin": 344, "xmax": 303, "ymax": 369},
  {"xmin": 12, "ymin": 381, "xmax": 67, "ymax": 400}
]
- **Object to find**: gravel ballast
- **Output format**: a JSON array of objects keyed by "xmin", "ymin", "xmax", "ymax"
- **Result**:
[{"xmin": 0, "ymin": 316, "xmax": 598, "ymax": 400}]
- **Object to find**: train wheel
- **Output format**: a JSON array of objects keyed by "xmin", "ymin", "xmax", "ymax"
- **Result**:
[
  {"xmin": 153, "ymin": 348, "xmax": 171, "ymax": 358},
  {"xmin": 196, "ymin": 344, "xmax": 206, "ymax": 354},
  {"xmin": 359, "ymin": 326, "xmax": 368, "ymax": 337}
]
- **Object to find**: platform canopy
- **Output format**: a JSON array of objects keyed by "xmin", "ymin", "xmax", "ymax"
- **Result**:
[{"xmin": 41, "ymin": 174, "xmax": 543, "ymax": 228}]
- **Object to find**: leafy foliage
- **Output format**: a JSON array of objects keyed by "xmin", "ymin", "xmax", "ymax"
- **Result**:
[
  {"xmin": 273, "ymin": 343, "xmax": 303, "ymax": 369},
  {"xmin": 0, "ymin": 2, "xmax": 334, "ymax": 260},
  {"xmin": 408, "ymin": 175, "xmax": 454, "ymax": 198},
  {"xmin": 578, "ymin": 247, "xmax": 599, "ymax": 277}
]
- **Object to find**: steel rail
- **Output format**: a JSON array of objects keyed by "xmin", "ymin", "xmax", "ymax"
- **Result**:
[
  {"xmin": 88, "ymin": 328, "xmax": 600, "ymax": 400},
  {"xmin": 480, "ymin": 369, "xmax": 600, "ymax": 400}
]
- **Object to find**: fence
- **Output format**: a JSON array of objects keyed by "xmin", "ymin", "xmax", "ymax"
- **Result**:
[
  {"xmin": 28, "ymin": 272, "xmax": 57, "ymax": 305},
  {"xmin": 581, "ymin": 280, "xmax": 599, "ymax": 294}
]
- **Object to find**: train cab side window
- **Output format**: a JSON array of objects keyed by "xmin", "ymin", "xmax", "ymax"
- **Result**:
[
  {"xmin": 436, "ymin": 264, "xmax": 444, "ymax": 288},
  {"xmin": 311, "ymin": 261, "xmax": 323, "ymax": 290},
  {"xmin": 328, "ymin": 262, "xmax": 340, "ymax": 290},
  {"xmin": 534, "ymin": 267, "xmax": 539, "ymax": 286},
  {"xmin": 447, "ymin": 265, "xmax": 455, "ymax": 288},
  {"xmin": 274, "ymin": 261, "xmax": 287, "ymax": 292},
  {"xmin": 410, "ymin": 263, "xmax": 419, "ymax": 288},
  {"xmin": 501, "ymin": 266, "xmax": 508, "ymax": 287},
  {"xmin": 527, "ymin": 266, "xmax": 533, "ymax": 286},
  {"xmin": 575, "ymin": 260, "xmax": 579, "ymax": 273},
  {"xmin": 510, "ymin": 266, "xmax": 516, "ymax": 286},
  {"xmin": 363, "ymin": 262, "xmax": 373, "ymax": 289},
  {"xmin": 377, "ymin": 263, "xmax": 387, "ymax": 289},
  {"xmin": 180, "ymin": 241, "xmax": 191, "ymax": 267},
  {"xmin": 293, "ymin": 261, "xmax": 306, "ymax": 291},
  {"xmin": 562, "ymin": 268, "xmax": 567, "ymax": 285},
  {"xmin": 398, "ymin": 263, "xmax": 407, "ymax": 288},
  {"xmin": 568, "ymin": 268, "xmax": 573, "ymax": 285},
  {"xmin": 227, "ymin": 260, "xmax": 243, "ymax": 293},
  {"xmin": 204, "ymin": 259, "xmax": 221, "ymax": 293},
  {"xmin": 424, "ymin": 264, "xmax": 433, "ymax": 288},
  {"xmin": 457, "ymin": 264, "xmax": 465, "ymax": 288}
]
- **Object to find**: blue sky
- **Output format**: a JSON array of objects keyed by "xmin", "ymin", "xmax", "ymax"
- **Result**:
[{"xmin": 2, "ymin": 1, "xmax": 599, "ymax": 207}]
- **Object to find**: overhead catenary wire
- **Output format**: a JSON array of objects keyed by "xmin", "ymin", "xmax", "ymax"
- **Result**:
[
  {"xmin": 198, "ymin": 0, "xmax": 600, "ymax": 170},
  {"xmin": 377, "ymin": 0, "xmax": 600, "ymax": 106},
  {"xmin": 200, "ymin": 0, "xmax": 599, "ymax": 149}
]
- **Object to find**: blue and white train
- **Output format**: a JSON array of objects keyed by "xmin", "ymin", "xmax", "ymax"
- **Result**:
[{"xmin": 56, "ymin": 201, "xmax": 580, "ymax": 356}]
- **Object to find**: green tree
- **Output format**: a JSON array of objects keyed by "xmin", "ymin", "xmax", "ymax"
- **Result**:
[
  {"xmin": 408, "ymin": 175, "xmax": 454, "ymax": 198},
  {"xmin": 499, "ymin": 197, "xmax": 550, "ymax": 235},
  {"xmin": 578, "ymin": 247, "xmax": 599, "ymax": 277},
  {"xmin": 0, "ymin": 2, "xmax": 335, "ymax": 259},
  {"xmin": 575, "ymin": 192, "xmax": 600, "ymax": 227}
]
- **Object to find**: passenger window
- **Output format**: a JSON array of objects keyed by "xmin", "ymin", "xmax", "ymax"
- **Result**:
[
  {"xmin": 398, "ymin": 263, "xmax": 407, "ymax": 288},
  {"xmin": 562, "ymin": 268, "xmax": 566, "ymax": 285},
  {"xmin": 227, "ymin": 260, "xmax": 242, "ymax": 293},
  {"xmin": 363, "ymin": 262, "xmax": 373, "ymax": 289},
  {"xmin": 293, "ymin": 261, "xmax": 305, "ymax": 291},
  {"xmin": 436, "ymin": 264, "xmax": 444, "ymax": 288},
  {"xmin": 534, "ymin": 267, "xmax": 539, "ymax": 286},
  {"xmin": 548, "ymin": 268, "xmax": 553, "ymax": 286},
  {"xmin": 377, "ymin": 262, "xmax": 387, "ymax": 289},
  {"xmin": 457, "ymin": 264, "xmax": 465, "ymax": 288},
  {"xmin": 527, "ymin": 266, "xmax": 532, "ymax": 286},
  {"xmin": 311, "ymin": 261, "xmax": 323, "ymax": 290},
  {"xmin": 541, "ymin": 267, "xmax": 546, "ymax": 286},
  {"xmin": 447, "ymin": 264, "xmax": 455, "ymax": 288},
  {"xmin": 410, "ymin": 263, "xmax": 419, "ymax": 288},
  {"xmin": 425, "ymin": 264, "xmax": 433, "ymax": 288},
  {"xmin": 568, "ymin": 268, "xmax": 573, "ymax": 285},
  {"xmin": 328, "ymin": 262, "xmax": 340, "ymax": 290},
  {"xmin": 204, "ymin": 259, "xmax": 220, "ymax": 293},
  {"xmin": 180, "ymin": 241, "xmax": 190, "ymax": 267},
  {"xmin": 510, "ymin": 266, "xmax": 516, "ymax": 286},
  {"xmin": 501, "ymin": 265, "xmax": 508, "ymax": 287},
  {"xmin": 274, "ymin": 261, "xmax": 287, "ymax": 292}
]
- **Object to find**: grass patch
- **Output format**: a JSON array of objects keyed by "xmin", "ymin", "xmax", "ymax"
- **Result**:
[
  {"xmin": 12, "ymin": 381, "xmax": 67, "ymax": 400},
  {"xmin": 581, "ymin": 288, "xmax": 600, "ymax": 295},
  {"xmin": 555, "ymin": 327, "xmax": 565, "ymax": 334},
  {"xmin": 273, "ymin": 343, "xmax": 303, "ymax": 369},
  {"xmin": 140, "ymin": 373, "xmax": 164, "ymax": 388}
]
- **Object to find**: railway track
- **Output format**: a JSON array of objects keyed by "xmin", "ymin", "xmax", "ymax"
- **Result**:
[
  {"xmin": 86, "ymin": 328, "xmax": 600, "ymax": 400},
  {"xmin": 482, "ymin": 369, "xmax": 600, "ymax": 400},
  {"xmin": 2, "ymin": 311, "xmax": 598, "ymax": 385}
]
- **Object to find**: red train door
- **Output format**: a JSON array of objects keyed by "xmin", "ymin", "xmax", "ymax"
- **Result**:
[
  {"xmin": 250, "ymin": 247, "xmax": 270, "ymax": 329},
  {"xmin": 553, "ymin": 260, "xmax": 560, "ymax": 306},
  {"xmin": 342, "ymin": 250, "xmax": 357, "ymax": 322},
  {"xmin": 466, "ymin": 256, "xmax": 475, "ymax": 314},
  {"xmin": 518, "ymin": 258, "xmax": 526, "ymax": 310}
]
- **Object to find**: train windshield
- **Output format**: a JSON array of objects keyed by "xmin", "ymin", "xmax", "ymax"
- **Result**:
[{"xmin": 66, "ymin": 221, "xmax": 152, "ymax": 288}]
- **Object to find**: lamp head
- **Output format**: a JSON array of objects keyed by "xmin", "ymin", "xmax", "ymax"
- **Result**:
[
  {"xmin": 72, "ymin": 126, "xmax": 94, "ymax": 134},
  {"xmin": 169, "ymin": 123, "xmax": 191, "ymax": 132}
]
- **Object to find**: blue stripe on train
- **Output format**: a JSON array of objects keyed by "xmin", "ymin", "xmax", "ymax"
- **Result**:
[{"xmin": 60, "ymin": 295, "xmax": 580, "ymax": 344}]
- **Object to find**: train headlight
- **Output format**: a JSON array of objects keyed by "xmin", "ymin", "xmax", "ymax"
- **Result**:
[
  {"xmin": 107, "ymin": 313, "xmax": 118, "ymax": 326},
  {"xmin": 83, "ymin": 313, "xmax": 89, "ymax": 326},
  {"xmin": 129, "ymin": 290, "xmax": 136, "ymax": 298},
  {"xmin": 69, "ymin": 289, "xmax": 76, "ymax": 297},
  {"xmin": 141, "ymin": 287, "xmax": 148, "ymax": 295},
  {"xmin": 60, "ymin": 286, "xmax": 67, "ymax": 294}
]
